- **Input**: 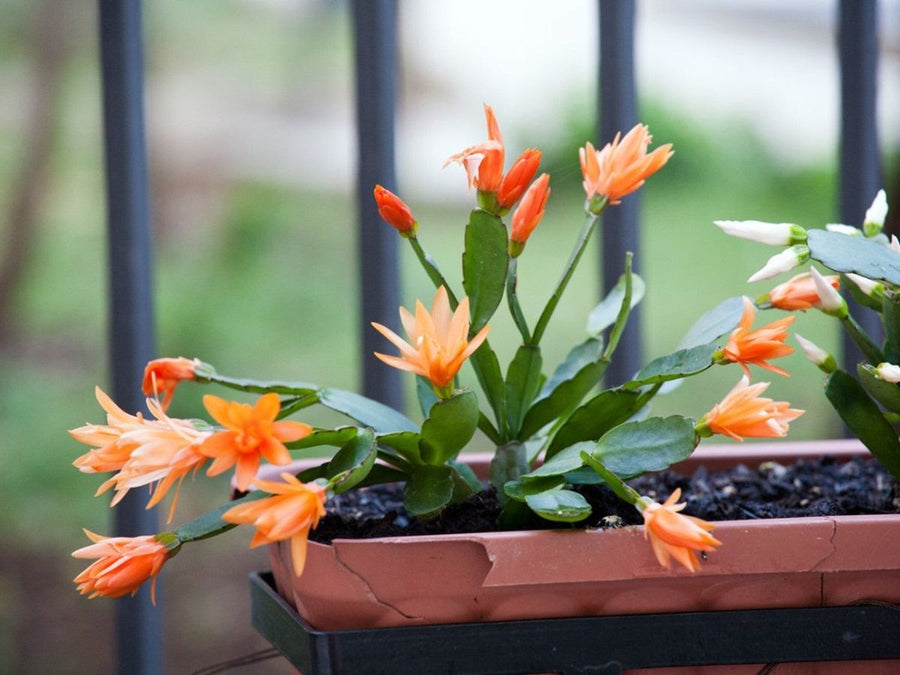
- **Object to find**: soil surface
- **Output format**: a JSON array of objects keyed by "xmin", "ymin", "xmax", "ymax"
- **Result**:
[{"xmin": 310, "ymin": 455, "xmax": 900, "ymax": 544}]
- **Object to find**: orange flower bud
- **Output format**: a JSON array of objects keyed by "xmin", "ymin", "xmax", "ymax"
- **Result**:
[
  {"xmin": 509, "ymin": 173, "xmax": 550, "ymax": 256},
  {"xmin": 497, "ymin": 148, "xmax": 542, "ymax": 209},
  {"xmin": 373, "ymin": 185, "xmax": 417, "ymax": 236},
  {"xmin": 142, "ymin": 357, "xmax": 200, "ymax": 411}
]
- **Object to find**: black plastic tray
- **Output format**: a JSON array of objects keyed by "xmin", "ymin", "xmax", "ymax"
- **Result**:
[{"xmin": 250, "ymin": 571, "xmax": 900, "ymax": 674}]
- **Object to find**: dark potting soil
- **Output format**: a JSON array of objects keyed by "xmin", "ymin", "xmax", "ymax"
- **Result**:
[{"xmin": 309, "ymin": 455, "xmax": 900, "ymax": 544}]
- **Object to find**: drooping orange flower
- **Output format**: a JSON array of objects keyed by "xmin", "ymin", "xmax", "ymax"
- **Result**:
[
  {"xmin": 142, "ymin": 357, "xmax": 201, "ymax": 411},
  {"xmin": 510, "ymin": 173, "xmax": 551, "ymax": 253},
  {"xmin": 720, "ymin": 296, "xmax": 795, "ymax": 378},
  {"xmin": 71, "ymin": 387, "xmax": 146, "ymax": 474},
  {"xmin": 444, "ymin": 104, "xmax": 505, "ymax": 193},
  {"xmin": 222, "ymin": 473, "xmax": 327, "ymax": 576},
  {"xmin": 72, "ymin": 388, "xmax": 212, "ymax": 521},
  {"xmin": 640, "ymin": 489, "xmax": 721, "ymax": 572},
  {"xmin": 767, "ymin": 272, "xmax": 840, "ymax": 311},
  {"xmin": 700, "ymin": 376, "xmax": 804, "ymax": 441},
  {"xmin": 579, "ymin": 124, "xmax": 673, "ymax": 204},
  {"xmin": 373, "ymin": 184, "xmax": 417, "ymax": 236},
  {"xmin": 199, "ymin": 393, "xmax": 312, "ymax": 492},
  {"xmin": 372, "ymin": 286, "xmax": 490, "ymax": 395},
  {"xmin": 498, "ymin": 148, "xmax": 542, "ymax": 209},
  {"xmin": 72, "ymin": 530, "xmax": 173, "ymax": 603}
]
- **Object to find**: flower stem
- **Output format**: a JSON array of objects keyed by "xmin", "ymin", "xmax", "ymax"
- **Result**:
[
  {"xmin": 532, "ymin": 210, "xmax": 603, "ymax": 344},
  {"xmin": 582, "ymin": 453, "xmax": 641, "ymax": 507},
  {"xmin": 506, "ymin": 257, "xmax": 531, "ymax": 343},
  {"xmin": 840, "ymin": 313, "xmax": 884, "ymax": 364},
  {"xmin": 407, "ymin": 237, "xmax": 459, "ymax": 308}
]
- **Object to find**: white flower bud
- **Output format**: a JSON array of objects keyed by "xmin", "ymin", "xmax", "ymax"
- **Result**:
[
  {"xmin": 747, "ymin": 245, "xmax": 809, "ymax": 283},
  {"xmin": 795, "ymin": 334, "xmax": 836, "ymax": 373},
  {"xmin": 714, "ymin": 220, "xmax": 806, "ymax": 246},
  {"xmin": 845, "ymin": 273, "xmax": 884, "ymax": 300},
  {"xmin": 863, "ymin": 189, "xmax": 888, "ymax": 237},
  {"xmin": 825, "ymin": 223, "xmax": 861, "ymax": 236},
  {"xmin": 811, "ymin": 267, "xmax": 847, "ymax": 317},
  {"xmin": 891, "ymin": 235, "xmax": 900, "ymax": 253},
  {"xmin": 875, "ymin": 362, "xmax": 900, "ymax": 383}
]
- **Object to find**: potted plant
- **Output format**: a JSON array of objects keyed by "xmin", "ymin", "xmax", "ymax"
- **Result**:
[{"xmin": 68, "ymin": 106, "xmax": 900, "ymax": 669}]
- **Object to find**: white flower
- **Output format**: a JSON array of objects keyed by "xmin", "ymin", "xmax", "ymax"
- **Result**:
[
  {"xmin": 845, "ymin": 273, "xmax": 884, "ymax": 299},
  {"xmin": 795, "ymin": 334, "xmax": 836, "ymax": 373},
  {"xmin": 875, "ymin": 362, "xmax": 900, "ymax": 383},
  {"xmin": 825, "ymin": 223, "xmax": 861, "ymax": 236},
  {"xmin": 863, "ymin": 189, "xmax": 888, "ymax": 236},
  {"xmin": 891, "ymin": 235, "xmax": 900, "ymax": 253},
  {"xmin": 747, "ymin": 245, "xmax": 809, "ymax": 283},
  {"xmin": 811, "ymin": 267, "xmax": 847, "ymax": 317},
  {"xmin": 714, "ymin": 220, "xmax": 806, "ymax": 246}
]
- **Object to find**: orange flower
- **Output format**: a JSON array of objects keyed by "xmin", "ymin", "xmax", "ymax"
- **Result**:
[
  {"xmin": 498, "ymin": 148, "xmax": 542, "ymax": 209},
  {"xmin": 72, "ymin": 530, "xmax": 173, "ymax": 602},
  {"xmin": 72, "ymin": 388, "xmax": 212, "ymax": 521},
  {"xmin": 640, "ymin": 489, "xmax": 721, "ymax": 572},
  {"xmin": 199, "ymin": 393, "xmax": 312, "ymax": 492},
  {"xmin": 222, "ymin": 473, "xmax": 327, "ymax": 576},
  {"xmin": 373, "ymin": 184, "xmax": 417, "ymax": 236},
  {"xmin": 767, "ymin": 272, "xmax": 840, "ymax": 311},
  {"xmin": 142, "ymin": 357, "xmax": 201, "ymax": 411},
  {"xmin": 700, "ymin": 375, "xmax": 804, "ymax": 441},
  {"xmin": 372, "ymin": 286, "xmax": 490, "ymax": 395},
  {"xmin": 444, "ymin": 104, "xmax": 505, "ymax": 192},
  {"xmin": 71, "ymin": 387, "xmax": 146, "ymax": 474},
  {"xmin": 509, "ymin": 173, "xmax": 551, "ymax": 254},
  {"xmin": 579, "ymin": 124, "xmax": 673, "ymax": 204},
  {"xmin": 720, "ymin": 296, "xmax": 795, "ymax": 378}
]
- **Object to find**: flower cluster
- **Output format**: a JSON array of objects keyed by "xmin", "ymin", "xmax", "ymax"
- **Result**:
[
  {"xmin": 717, "ymin": 189, "xmax": 900, "ymax": 481},
  {"xmin": 69, "ymin": 105, "xmax": 807, "ymax": 602}
]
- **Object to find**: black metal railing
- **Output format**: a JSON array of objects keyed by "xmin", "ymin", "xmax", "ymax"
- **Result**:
[{"xmin": 96, "ymin": 0, "xmax": 883, "ymax": 672}]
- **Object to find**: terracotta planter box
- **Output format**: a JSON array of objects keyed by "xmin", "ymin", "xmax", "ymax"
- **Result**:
[{"xmin": 266, "ymin": 439, "xmax": 900, "ymax": 636}]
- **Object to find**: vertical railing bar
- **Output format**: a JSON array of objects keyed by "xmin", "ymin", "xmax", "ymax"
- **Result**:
[
  {"xmin": 838, "ymin": 0, "xmax": 883, "ymax": 373},
  {"xmin": 351, "ymin": 0, "xmax": 403, "ymax": 409},
  {"xmin": 598, "ymin": 0, "xmax": 641, "ymax": 386},
  {"xmin": 98, "ymin": 1, "xmax": 162, "ymax": 673}
]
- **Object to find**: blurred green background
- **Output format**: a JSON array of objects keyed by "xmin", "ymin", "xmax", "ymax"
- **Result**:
[{"xmin": 1, "ymin": 1, "xmax": 897, "ymax": 672}]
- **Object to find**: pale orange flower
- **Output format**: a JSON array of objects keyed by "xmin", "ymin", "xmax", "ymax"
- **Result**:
[
  {"xmin": 579, "ymin": 124, "xmax": 673, "ymax": 204},
  {"xmin": 222, "ymin": 472, "xmax": 327, "ymax": 576},
  {"xmin": 142, "ymin": 357, "xmax": 201, "ymax": 411},
  {"xmin": 72, "ymin": 388, "xmax": 212, "ymax": 521},
  {"xmin": 497, "ymin": 148, "xmax": 542, "ymax": 209},
  {"xmin": 640, "ymin": 489, "xmax": 721, "ymax": 572},
  {"xmin": 700, "ymin": 375, "xmax": 804, "ymax": 441},
  {"xmin": 72, "ymin": 530, "xmax": 173, "ymax": 602},
  {"xmin": 444, "ymin": 104, "xmax": 505, "ymax": 192},
  {"xmin": 372, "ymin": 286, "xmax": 490, "ymax": 395},
  {"xmin": 71, "ymin": 387, "xmax": 145, "ymax": 474},
  {"xmin": 767, "ymin": 272, "xmax": 840, "ymax": 311},
  {"xmin": 510, "ymin": 173, "xmax": 551, "ymax": 250},
  {"xmin": 373, "ymin": 184, "xmax": 417, "ymax": 236},
  {"xmin": 720, "ymin": 296, "xmax": 795, "ymax": 378},
  {"xmin": 199, "ymin": 393, "xmax": 312, "ymax": 492}
]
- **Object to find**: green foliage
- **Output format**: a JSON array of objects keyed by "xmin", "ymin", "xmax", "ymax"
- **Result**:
[
  {"xmin": 825, "ymin": 370, "xmax": 900, "ymax": 479},
  {"xmin": 462, "ymin": 209, "xmax": 508, "ymax": 333}
]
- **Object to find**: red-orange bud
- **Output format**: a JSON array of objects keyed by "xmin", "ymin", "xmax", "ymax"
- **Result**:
[
  {"xmin": 373, "ymin": 185, "xmax": 417, "ymax": 236},
  {"xmin": 509, "ymin": 173, "xmax": 550, "ymax": 256},
  {"xmin": 497, "ymin": 148, "xmax": 542, "ymax": 209}
]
